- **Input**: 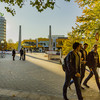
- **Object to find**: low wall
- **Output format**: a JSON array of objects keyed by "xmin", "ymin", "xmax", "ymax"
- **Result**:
[{"xmin": 48, "ymin": 54, "xmax": 60, "ymax": 60}]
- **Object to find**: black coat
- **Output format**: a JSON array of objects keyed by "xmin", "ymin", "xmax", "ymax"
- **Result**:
[
  {"xmin": 65, "ymin": 51, "xmax": 81, "ymax": 77},
  {"xmin": 12, "ymin": 50, "xmax": 16, "ymax": 56},
  {"xmin": 87, "ymin": 50, "xmax": 99, "ymax": 68},
  {"xmin": 20, "ymin": 49, "xmax": 23, "ymax": 56},
  {"xmin": 80, "ymin": 49, "xmax": 87, "ymax": 61}
]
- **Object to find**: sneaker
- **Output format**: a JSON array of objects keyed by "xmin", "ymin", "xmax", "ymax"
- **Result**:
[{"xmin": 83, "ymin": 83, "xmax": 90, "ymax": 88}]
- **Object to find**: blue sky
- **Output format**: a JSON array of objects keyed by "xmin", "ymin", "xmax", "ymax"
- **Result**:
[{"xmin": 0, "ymin": 0, "xmax": 83, "ymax": 43}]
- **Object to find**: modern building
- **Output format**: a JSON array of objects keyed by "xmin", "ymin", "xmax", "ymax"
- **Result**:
[
  {"xmin": 22, "ymin": 39, "xmax": 36, "ymax": 48},
  {"xmin": 56, "ymin": 37, "xmax": 68, "ymax": 50},
  {"xmin": 0, "ymin": 16, "xmax": 6, "ymax": 42},
  {"xmin": 36, "ymin": 38, "xmax": 49, "ymax": 52},
  {"xmin": 51, "ymin": 35, "xmax": 66, "ymax": 50},
  {"xmin": 21, "ymin": 35, "xmax": 68, "ymax": 52}
]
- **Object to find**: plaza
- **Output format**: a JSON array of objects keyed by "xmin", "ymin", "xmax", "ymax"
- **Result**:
[{"xmin": 0, "ymin": 53, "xmax": 100, "ymax": 100}]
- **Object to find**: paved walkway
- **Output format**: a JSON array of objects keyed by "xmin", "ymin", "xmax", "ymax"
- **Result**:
[{"xmin": 0, "ymin": 53, "xmax": 100, "ymax": 100}]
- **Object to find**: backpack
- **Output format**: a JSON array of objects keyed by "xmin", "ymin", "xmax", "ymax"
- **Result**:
[
  {"xmin": 63, "ymin": 57, "xmax": 67, "ymax": 72},
  {"xmin": 61, "ymin": 51, "xmax": 73, "ymax": 72},
  {"xmin": 61, "ymin": 56, "xmax": 67, "ymax": 72}
]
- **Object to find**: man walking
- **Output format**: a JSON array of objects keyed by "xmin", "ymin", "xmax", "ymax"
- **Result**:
[
  {"xmin": 69, "ymin": 43, "xmax": 88, "ymax": 90},
  {"xmin": 23, "ymin": 48, "xmax": 26, "ymax": 61},
  {"xmin": 19, "ymin": 48, "xmax": 23, "ymax": 60},
  {"xmin": 63, "ymin": 42, "xmax": 83, "ymax": 100},
  {"xmin": 80, "ymin": 43, "xmax": 88, "ymax": 89},
  {"xmin": 12, "ymin": 49, "xmax": 16, "ymax": 61},
  {"xmin": 83, "ymin": 44, "xmax": 100, "ymax": 91}
]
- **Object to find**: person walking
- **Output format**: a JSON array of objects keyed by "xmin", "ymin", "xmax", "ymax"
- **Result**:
[
  {"xmin": 12, "ymin": 49, "xmax": 16, "ymax": 61},
  {"xmin": 80, "ymin": 43, "xmax": 88, "ymax": 89},
  {"xmin": 23, "ymin": 48, "xmax": 26, "ymax": 61},
  {"xmin": 19, "ymin": 48, "xmax": 23, "ymax": 60},
  {"xmin": 83, "ymin": 44, "xmax": 100, "ymax": 91},
  {"xmin": 69, "ymin": 43, "xmax": 82, "ymax": 87},
  {"xmin": 63, "ymin": 42, "xmax": 83, "ymax": 100}
]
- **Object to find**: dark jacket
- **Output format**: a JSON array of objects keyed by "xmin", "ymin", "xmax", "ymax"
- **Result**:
[
  {"xmin": 20, "ymin": 49, "xmax": 23, "ymax": 56},
  {"xmin": 12, "ymin": 50, "xmax": 16, "ymax": 56},
  {"xmin": 87, "ymin": 50, "xmax": 99, "ymax": 68},
  {"xmin": 65, "ymin": 51, "xmax": 80, "ymax": 77},
  {"xmin": 80, "ymin": 49, "xmax": 88, "ymax": 66},
  {"xmin": 80, "ymin": 49, "xmax": 87, "ymax": 61}
]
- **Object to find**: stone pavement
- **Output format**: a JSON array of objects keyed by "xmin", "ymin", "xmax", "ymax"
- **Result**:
[{"xmin": 0, "ymin": 53, "xmax": 100, "ymax": 100}]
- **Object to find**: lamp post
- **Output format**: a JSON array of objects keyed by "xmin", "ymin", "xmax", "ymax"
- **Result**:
[{"xmin": 1, "ymin": 40, "xmax": 4, "ymax": 58}]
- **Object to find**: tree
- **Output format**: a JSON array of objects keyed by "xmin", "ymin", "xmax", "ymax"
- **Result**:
[
  {"xmin": 62, "ymin": 0, "xmax": 100, "ymax": 55},
  {"xmin": 7, "ymin": 39, "xmax": 18, "ymax": 50},
  {"xmin": 62, "ymin": 25, "xmax": 83, "ymax": 55},
  {"xmin": 75, "ymin": 0, "xmax": 100, "ymax": 52},
  {"xmin": 0, "ymin": 0, "xmax": 89, "ymax": 16},
  {"xmin": 8, "ymin": 39, "xmax": 13, "ymax": 43},
  {"xmin": 0, "ymin": 40, "xmax": 7, "ymax": 50},
  {"xmin": 76, "ymin": 0, "xmax": 100, "ymax": 35}
]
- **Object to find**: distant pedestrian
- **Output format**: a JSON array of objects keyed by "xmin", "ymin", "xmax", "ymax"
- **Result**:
[
  {"xmin": 12, "ymin": 49, "xmax": 16, "ymax": 61},
  {"xmin": 83, "ymin": 44, "xmax": 100, "ymax": 91},
  {"xmin": 23, "ymin": 48, "xmax": 26, "ymax": 61},
  {"xmin": 63, "ymin": 42, "xmax": 83, "ymax": 100},
  {"xmin": 19, "ymin": 48, "xmax": 23, "ymax": 60}
]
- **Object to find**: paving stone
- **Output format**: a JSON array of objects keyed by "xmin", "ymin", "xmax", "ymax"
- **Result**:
[
  {"xmin": 28, "ymin": 93, "xmax": 40, "ymax": 100},
  {"xmin": 0, "ymin": 89, "xmax": 11, "ymax": 96},
  {"xmin": 17, "ymin": 92, "xmax": 30, "ymax": 98},
  {"xmin": 0, "ymin": 53, "xmax": 100, "ymax": 100}
]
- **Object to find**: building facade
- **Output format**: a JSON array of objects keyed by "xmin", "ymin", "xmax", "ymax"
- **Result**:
[
  {"xmin": 51, "ymin": 35, "xmax": 65, "ymax": 50},
  {"xmin": 0, "ymin": 16, "xmax": 6, "ymax": 50},
  {"xmin": 22, "ymin": 39, "xmax": 36, "ymax": 48},
  {"xmin": 36, "ymin": 38, "xmax": 49, "ymax": 52},
  {"xmin": 0, "ymin": 16, "xmax": 6, "ymax": 42},
  {"xmin": 21, "ymin": 35, "xmax": 68, "ymax": 52}
]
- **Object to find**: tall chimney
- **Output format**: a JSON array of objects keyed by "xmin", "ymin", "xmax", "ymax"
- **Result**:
[
  {"xmin": 18, "ymin": 25, "xmax": 21, "ymax": 53},
  {"xmin": 49, "ymin": 25, "xmax": 52, "ymax": 51}
]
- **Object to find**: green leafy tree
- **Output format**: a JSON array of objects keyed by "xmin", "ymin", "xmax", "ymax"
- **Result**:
[
  {"xmin": 0, "ymin": 0, "xmax": 67, "ymax": 16},
  {"xmin": 62, "ymin": 0, "xmax": 100, "ymax": 55},
  {"xmin": 75, "ymin": 0, "xmax": 100, "ymax": 53},
  {"xmin": 76, "ymin": 0, "xmax": 100, "ymax": 35},
  {"xmin": 7, "ymin": 39, "xmax": 18, "ymax": 50},
  {"xmin": 0, "ymin": 0, "xmax": 90, "ymax": 16},
  {"xmin": 62, "ymin": 25, "xmax": 83, "ymax": 55}
]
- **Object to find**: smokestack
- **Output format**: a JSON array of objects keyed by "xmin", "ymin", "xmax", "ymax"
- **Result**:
[
  {"xmin": 49, "ymin": 25, "xmax": 52, "ymax": 51},
  {"xmin": 18, "ymin": 25, "xmax": 21, "ymax": 53}
]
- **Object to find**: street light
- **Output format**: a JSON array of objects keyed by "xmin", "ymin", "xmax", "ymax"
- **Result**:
[{"xmin": 1, "ymin": 40, "xmax": 4, "ymax": 58}]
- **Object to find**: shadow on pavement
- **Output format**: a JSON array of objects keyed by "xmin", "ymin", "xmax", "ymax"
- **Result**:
[
  {"xmin": 26, "ymin": 54, "xmax": 60, "ymax": 65},
  {"xmin": 0, "ymin": 54, "xmax": 100, "ymax": 100}
]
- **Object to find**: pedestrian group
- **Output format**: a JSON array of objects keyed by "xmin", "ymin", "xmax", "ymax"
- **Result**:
[
  {"xmin": 12, "ymin": 48, "xmax": 26, "ymax": 61},
  {"xmin": 63, "ymin": 42, "xmax": 100, "ymax": 100}
]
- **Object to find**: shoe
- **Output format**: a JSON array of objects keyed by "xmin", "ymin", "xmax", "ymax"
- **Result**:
[
  {"xmin": 83, "ymin": 83, "xmax": 90, "ymax": 88},
  {"xmin": 81, "ymin": 86, "xmax": 85, "ymax": 90}
]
